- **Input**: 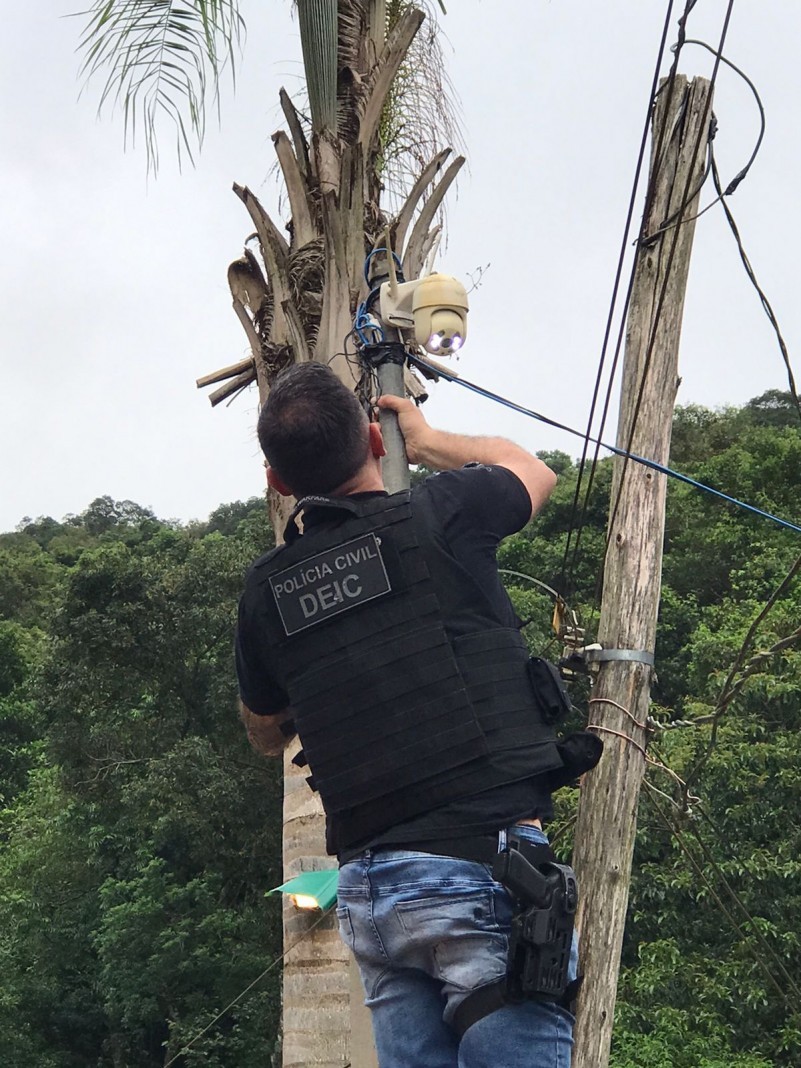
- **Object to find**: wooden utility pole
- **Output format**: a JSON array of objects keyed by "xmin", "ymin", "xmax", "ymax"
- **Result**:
[{"xmin": 571, "ymin": 74, "xmax": 713, "ymax": 1068}]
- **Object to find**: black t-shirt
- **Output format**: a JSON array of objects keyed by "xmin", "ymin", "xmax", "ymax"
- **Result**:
[{"xmin": 235, "ymin": 464, "xmax": 554, "ymax": 848}]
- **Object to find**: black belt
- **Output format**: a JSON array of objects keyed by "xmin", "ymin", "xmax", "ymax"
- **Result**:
[
  {"xmin": 339, "ymin": 834, "xmax": 501, "ymax": 866},
  {"xmin": 383, "ymin": 835, "xmax": 503, "ymax": 865},
  {"xmin": 351, "ymin": 831, "xmax": 552, "ymax": 868}
]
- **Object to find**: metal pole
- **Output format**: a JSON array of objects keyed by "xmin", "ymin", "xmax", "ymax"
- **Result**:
[
  {"xmin": 362, "ymin": 342, "xmax": 410, "ymax": 493},
  {"xmin": 376, "ymin": 358, "xmax": 410, "ymax": 493}
]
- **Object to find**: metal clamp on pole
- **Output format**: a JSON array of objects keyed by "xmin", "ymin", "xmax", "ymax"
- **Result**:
[
  {"xmin": 584, "ymin": 648, "xmax": 655, "ymax": 667},
  {"xmin": 559, "ymin": 645, "xmax": 656, "ymax": 678}
]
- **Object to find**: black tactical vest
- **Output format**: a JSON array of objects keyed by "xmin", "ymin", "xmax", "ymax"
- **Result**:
[{"xmin": 251, "ymin": 489, "xmax": 570, "ymax": 854}]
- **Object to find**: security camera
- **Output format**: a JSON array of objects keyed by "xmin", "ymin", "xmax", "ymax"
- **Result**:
[
  {"xmin": 412, "ymin": 274, "xmax": 468, "ymax": 355},
  {"xmin": 378, "ymin": 272, "xmax": 469, "ymax": 356}
]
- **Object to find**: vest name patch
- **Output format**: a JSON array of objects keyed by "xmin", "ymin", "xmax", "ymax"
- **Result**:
[{"xmin": 270, "ymin": 533, "xmax": 391, "ymax": 635}]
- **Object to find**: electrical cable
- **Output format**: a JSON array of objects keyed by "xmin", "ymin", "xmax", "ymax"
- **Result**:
[
  {"xmin": 499, "ymin": 569, "xmax": 561, "ymax": 602},
  {"xmin": 594, "ymin": 24, "xmax": 789, "ymax": 577},
  {"xmin": 584, "ymin": 697, "xmax": 699, "ymax": 795},
  {"xmin": 580, "ymin": 694, "xmax": 800, "ymax": 1004},
  {"xmin": 163, "ymin": 905, "xmax": 333, "ymax": 1067},
  {"xmin": 692, "ymin": 800, "xmax": 801, "ymax": 1000},
  {"xmin": 644, "ymin": 39, "xmax": 766, "ymax": 243},
  {"xmin": 638, "ymin": 135, "xmax": 715, "ymax": 247},
  {"xmin": 683, "ymin": 39, "xmax": 765, "ymax": 196},
  {"xmin": 602, "ymin": 0, "xmax": 736, "ymax": 584},
  {"xmin": 710, "ymin": 152, "xmax": 801, "ymax": 424},
  {"xmin": 354, "ymin": 247, "xmax": 407, "ymax": 345},
  {"xmin": 681, "ymin": 550, "xmax": 801, "ymax": 803},
  {"xmin": 354, "ymin": 285, "xmax": 385, "ymax": 346},
  {"xmin": 409, "ymin": 355, "xmax": 801, "ymax": 536},
  {"xmin": 562, "ymin": 0, "xmax": 709, "ymax": 598},
  {"xmin": 685, "ymin": 804, "xmax": 801, "ymax": 1001},
  {"xmin": 643, "ymin": 782, "xmax": 796, "ymax": 1011},
  {"xmin": 363, "ymin": 247, "xmax": 403, "ymax": 284},
  {"xmin": 562, "ymin": 3, "xmax": 737, "ymax": 619},
  {"xmin": 559, "ymin": 0, "xmax": 683, "ymax": 598},
  {"xmin": 600, "ymin": 22, "xmax": 801, "ymax": 815},
  {"xmin": 581, "ymin": 691, "xmax": 799, "ymax": 1005},
  {"xmin": 562, "ymin": 1, "xmax": 731, "ymax": 610}
]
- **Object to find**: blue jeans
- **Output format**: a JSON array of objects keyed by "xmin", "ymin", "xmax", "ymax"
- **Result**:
[{"xmin": 337, "ymin": 825, "xmax": 577, "ymax": 1067}]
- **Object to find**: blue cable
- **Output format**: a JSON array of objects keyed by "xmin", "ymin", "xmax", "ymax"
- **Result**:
[
  {"xmin": 363, "ymin": 248, "xmax": 403, "ymax": 284},
  {"xmin": 354, "ymin": 285, "xmax": 385, "ymax": 345},
  {"xmin": 409, "ymin": 356, "xmax": 801, "ymax": 537}
]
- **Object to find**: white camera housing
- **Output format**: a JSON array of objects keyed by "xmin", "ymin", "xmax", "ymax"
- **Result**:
[{"xmin": 379, "ymin": 272, "xmax": 468, "ymax": 356}]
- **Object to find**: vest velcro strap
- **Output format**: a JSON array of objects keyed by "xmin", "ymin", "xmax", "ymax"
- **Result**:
[
  {"xmin": 280, "ymin": 591, "xmax": 441, "ymax": 666},
  {"xmin": 302, "ymin": 688, "xmax": 479, "ymax": 763},
  {"xmin": 321, "ymin": 729, "xmax": 489, "ymax": 812},
  {"xmin": 292, "ymin": 641, "xmax": 466, "ymax": 726},
  {"xmin": 453, "ymin": 628, "xmax": 527, "ymax": 656}
]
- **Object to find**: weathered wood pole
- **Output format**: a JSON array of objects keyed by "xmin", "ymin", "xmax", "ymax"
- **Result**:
[{"xmin": 571, "ymin": 73, "xmax": 713, "ymax": 1068}]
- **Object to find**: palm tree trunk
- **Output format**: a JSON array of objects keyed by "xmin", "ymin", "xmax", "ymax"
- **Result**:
[{"xmin": 219, "ymin": 5, "xmax": 464, "ymax": 1061}]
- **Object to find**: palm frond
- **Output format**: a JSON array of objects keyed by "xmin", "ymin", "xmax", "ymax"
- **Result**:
[
  {"xmin": 377, "ymin": 0, "xmax": 464, "ymax": 215},
  {"xmin": 76, "ymin": 0, "xmax": 245, "ymax": 173},
  {"xmin": 336, "ymin": 0, "xmax": 369, "ymax": 143},
  {"xmin": 296, "ymin": 0, "xmax": 338, "ymax": 133}
]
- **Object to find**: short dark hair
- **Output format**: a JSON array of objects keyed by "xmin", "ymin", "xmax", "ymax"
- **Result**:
[{"xmin": 257, "ymin": 363, "xmax": 370, "ymax": 496}]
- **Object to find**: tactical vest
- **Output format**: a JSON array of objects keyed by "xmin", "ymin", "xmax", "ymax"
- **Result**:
[{"xmin": 251, "ymin": 488, "xmax": 569, "ymax": 854}]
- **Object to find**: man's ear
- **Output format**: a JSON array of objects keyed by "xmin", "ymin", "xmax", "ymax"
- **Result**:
[
  {"xmin": 368, "ymin": 421, "xmax": 386, "ymax": 459},
  {"xmin": 266, "ymin": 465, "xmax": 293, "ymax": 497}
]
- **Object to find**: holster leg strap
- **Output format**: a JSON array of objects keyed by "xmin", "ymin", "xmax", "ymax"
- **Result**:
[
  {"xmin": 451, "ymin": 975, "xmax": 584, "ymax": 1039},
  {"xmin": 451, "ymin": 979, "xmax": 507, "ymax": 1039}
]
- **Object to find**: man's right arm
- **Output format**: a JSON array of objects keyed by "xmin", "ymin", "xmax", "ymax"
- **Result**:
[
  {"xmin": 240, "ymin": 701, "xmax": 295, "ymax": 758},
  {"xmin": 376, "ymin": 395, "xmax": 557, "ymax": 519},
  {"xmin": 235, "ymin": 594, "xmax": 296, "ymax": 757}
]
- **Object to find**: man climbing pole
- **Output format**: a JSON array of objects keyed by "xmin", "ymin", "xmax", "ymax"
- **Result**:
[{"xmin": 236, "ymin": 361, "xmax": 601, "ymax": 1067}]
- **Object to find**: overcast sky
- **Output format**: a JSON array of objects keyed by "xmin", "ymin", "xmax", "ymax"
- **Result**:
[{"xmin": 2, "ymin": 2, "xmax": 798, "ymax": 533}]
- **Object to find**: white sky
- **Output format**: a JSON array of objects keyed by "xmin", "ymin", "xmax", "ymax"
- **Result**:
[{"xmin": 2, "ymin": 1, "xmax": 798, "ymax": 533}]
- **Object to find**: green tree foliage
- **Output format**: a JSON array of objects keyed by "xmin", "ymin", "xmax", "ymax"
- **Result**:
[
  {"xmin": 499, "ymin": 393, "xmax": 801, "ymax": 1067},
  {"xmin": 0, "ymin": 497, "xmax": 283, "ymax": 1066},
  {"xmin": 0, "ymin": 619, "xmax": 48, "ymax": 805},
  {"xmin": 2, "ymin": 394, "xmax": 801, "ymax": 1064}
]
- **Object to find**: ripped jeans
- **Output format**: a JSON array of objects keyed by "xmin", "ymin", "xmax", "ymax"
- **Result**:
[{"xmin": 337, "ymin": 825, "xmax": 577, "ymax": 1068}]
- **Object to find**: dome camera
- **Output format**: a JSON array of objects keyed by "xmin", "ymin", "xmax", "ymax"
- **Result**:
[{"xmin": 412, "ymin": 274, "xmax": 468, "ymax": 356}]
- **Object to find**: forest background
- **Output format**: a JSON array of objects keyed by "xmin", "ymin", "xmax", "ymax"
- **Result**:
[{"xmin": 1, "ymin": 390, "xmax": 799, "ymax": 1068}]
